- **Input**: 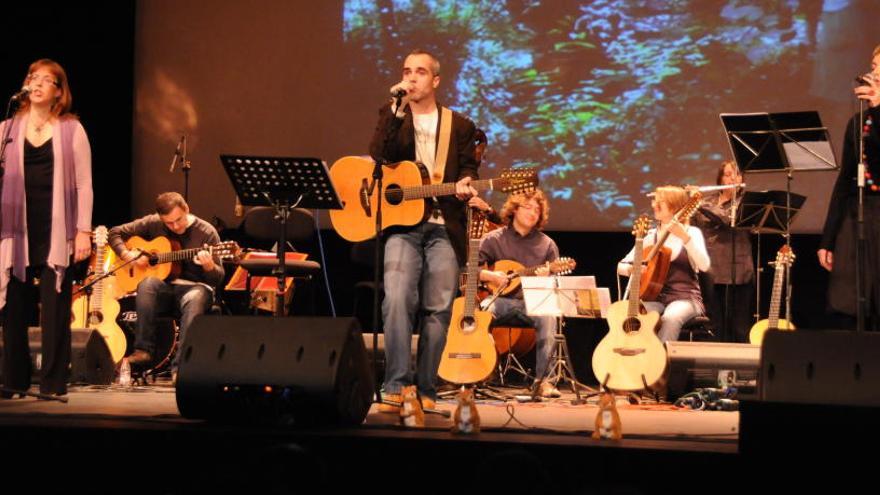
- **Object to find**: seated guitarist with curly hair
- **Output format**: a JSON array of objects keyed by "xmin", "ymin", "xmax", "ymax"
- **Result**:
[{"xmin": 478, "ymin": 189, "xmax": 562, "ymax": 398}]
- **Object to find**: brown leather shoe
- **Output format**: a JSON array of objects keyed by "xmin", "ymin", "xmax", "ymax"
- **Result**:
[
  {"xmin": 127, "ymin": 349, "xmax": 154, "ymax": 369},
  {"xmin": 378, "ymin": 393, "xmax": 401, "ymax": 413},
  {"xmin": 539, "ymin": 381, "xmax": 562, "ymax": 398},
  {"xmin": 420, "ymin": 397, "xmax": 436, "ymax": 410}
]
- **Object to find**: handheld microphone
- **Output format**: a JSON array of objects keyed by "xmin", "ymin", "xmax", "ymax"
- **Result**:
[
  {"xmin": 855, "ymin": 73, "xmax": 876, "ymax": 85},
  {"xmin": 11, "ymin": 86, "xmax": 30, "ymax": 101},
  {"xmin": 391, "ymin": 88, "xmax": 408, "ymax": 98}
]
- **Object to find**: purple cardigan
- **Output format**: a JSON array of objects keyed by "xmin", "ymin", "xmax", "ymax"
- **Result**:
[{"xmin": 0, "ymin": 113, "xmax": 93, "ymax": 308}]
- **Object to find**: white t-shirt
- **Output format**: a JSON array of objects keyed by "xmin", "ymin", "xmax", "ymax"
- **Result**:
[{"xmin": 413, "ymin": 109, "xmax": 444, "ymax": 224}]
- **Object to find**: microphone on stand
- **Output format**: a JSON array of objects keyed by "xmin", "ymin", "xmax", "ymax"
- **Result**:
[
  {"xmin": 169, "ymin": 134, "xmax": 185, "ymax": 172},
  {"xmin": 11, "ymin": 85, "xmax": 30, "ymax": 101}
]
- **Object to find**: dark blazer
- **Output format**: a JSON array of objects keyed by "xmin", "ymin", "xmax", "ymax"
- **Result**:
[
  {"xmin": 369, "ymin": 102, "xmax": 479, "ymax": 265},
  {"xmin": 820, "ymin": 106, "xmax": 880, "ymax": 251}
]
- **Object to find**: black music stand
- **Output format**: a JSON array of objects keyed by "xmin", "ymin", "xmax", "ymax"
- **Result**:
[
  {"xmin": 721, "ymin": 111, "xmax": 835, "ymax": 327},
  {"xmin": 736, "ymin": 190, "xmax": 806, "ymax": 327},
  {"xmin": 221, "ymin": 155, "xmax": 342, "ymax": 316}
]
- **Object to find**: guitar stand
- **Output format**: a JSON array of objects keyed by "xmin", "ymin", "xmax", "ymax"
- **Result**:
[
  {"xmin": 438, "ymin": 382, "xmax": 509, "ymax": 402},
  {"xmin": 597, "ymin": 373, "xmax": 662, "ymax": 405}
]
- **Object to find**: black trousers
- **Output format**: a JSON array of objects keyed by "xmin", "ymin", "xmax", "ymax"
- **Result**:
[
  {"xmin": 708, "ymin": 282, "xmax": 754, "ymax": 343},
  {"xmin": 2, "ymin": 265, "xmax": 74, "ymax": 395}
]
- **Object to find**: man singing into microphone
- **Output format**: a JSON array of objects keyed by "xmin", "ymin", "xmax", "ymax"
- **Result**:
[
  {"xmin": 818, "ymin": 43, "xmax": 880, "ymax": 330},
  {"xmin": 369, "ymin": 49, "xmax": 479, "ymax": 412}
]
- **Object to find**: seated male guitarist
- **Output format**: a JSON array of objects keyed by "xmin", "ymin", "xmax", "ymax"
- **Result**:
[
  {"xmin": 478, "ymin": 189, "xmax": 561, "ymax": 398},
  {"xmin": 108, "ymin": 192, "xmax": 224, "ymax": 371},
  {"xmin": 370, "ymin": 49, "xmax": 478, "ymax": 412}
]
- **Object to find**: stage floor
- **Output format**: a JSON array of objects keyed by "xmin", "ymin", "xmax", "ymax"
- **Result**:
[{"xmin": 0, "ymin": 379, "xmax": 738, "ymax": 454}]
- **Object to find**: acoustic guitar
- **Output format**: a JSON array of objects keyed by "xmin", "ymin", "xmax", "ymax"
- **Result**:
[
  {"xmin": 70, "ymin": 227, "xmax": 127, "ymax": 364},
  {"xmin": 438, "ymin": 208, "xmax": 497, "ymax": 384},
  {"xmin": 485, "ymin": 257, "xmax": 577, "ymax": 296},
  {"xmin": 749, "ymin": 245, "xmax": 796, "ymax": 345},
  {"xmin": 640, "ymin": 192, "xmax": 703, "ymax": 301},
  {"xmin": 328, "ymin": 156, "xmax": 538, "ymax": 242},
  {"xmin": 592, "ymin": 216, "xmax": 667, "ymax": 392},
  {"xmin": 114, "ymin": 236, "xmax": 240, "ymax": 294}
]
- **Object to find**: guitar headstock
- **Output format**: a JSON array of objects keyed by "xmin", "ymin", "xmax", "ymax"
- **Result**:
[
  {"xmin": 467, "ymin": 207, "xmax": 487, "ymax": 240},
  {"xmin": 632, "ymin": 215, "xmax": 651, "ymax": 240},
  {"xmin": 94, "ymin": 226, "xmax": 108, "ymax": 248},
  {"xmin": 549, "ymin": 257, "xmax": 576, "ymax": 276},
  {"xmin": 775, "ymin": 245, "xmax": 796, "ymax": 267},
  {"xmin": 211, "ymin": 241, "xmax": 241, "ymax": 261},
  {"xmin": 498, "ymin": 168, "xmax": 538, "ymax": 195},
  {"xmin": 676, "ymin": 191, "xmax": 703, "ymax": 222}
]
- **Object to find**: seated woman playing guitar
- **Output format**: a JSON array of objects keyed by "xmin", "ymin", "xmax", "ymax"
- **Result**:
[{"xmin": 618, "ymin": 186, "xmax": 710, "ymax": 342}]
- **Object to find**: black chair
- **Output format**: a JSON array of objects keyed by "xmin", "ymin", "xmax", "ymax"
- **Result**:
[
  {"xmin": 238, "ymin": 206, "xmax": 320, "ymax": 315},
  {"xmin": 680, "ymin": 271, "xmax": 716, "ymax": 342}
]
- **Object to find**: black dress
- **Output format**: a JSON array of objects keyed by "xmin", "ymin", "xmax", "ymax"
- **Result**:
[{"xmin": 2, "ymin": 137, "xmax": 76, "ymax": 396}]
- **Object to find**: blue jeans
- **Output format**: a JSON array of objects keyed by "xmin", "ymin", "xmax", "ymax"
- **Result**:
[
  {"xmin": 135, "ymin": 277, "xmax": 213, "ymax": 367},
  {"xmin": 643, "ymin": 299, "xmax": 702, "ymax": 343},
  {"xmin": 487, "ymin": 297, "xmax": 556, "ymax": 381},
  {"xmin": 382, "ymin": 223, "xmax": 459, "ymax": 400}
]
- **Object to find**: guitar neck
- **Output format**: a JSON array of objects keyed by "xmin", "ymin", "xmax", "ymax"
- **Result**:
[
  {"xmin": 401, "ymin": 177, "xmax": 499, "ymax": 200},
  {"xmin": 92, "ymin": 244, "xmax": 106, "ymax": 311},
  {"xmin": 463, "ymin": 238, "xmax": 482, "ymax": 317},
  {"xmin": 154, "ymin": 246, "xmax": 209, "ymax": 265},
  {"xmin": 628, "ymin": 238, "xmax": 645, "ymax": 317},
  {"xmin": 767, "ymin": 264, "xmax": 786, "ymax": 328}
]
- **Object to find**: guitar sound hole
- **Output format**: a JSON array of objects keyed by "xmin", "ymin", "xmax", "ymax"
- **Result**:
[
  {"xmin": 385, "ymin": 185, "xmax": 403, "ymax": 205},
  {"xmin": 460, "ymin": 316, "xmax": 475, "ymax": 332},
  {"xmin": 623, "ymin": 317, "xmax": 641, "ymax": 334},
  {"xmin": 88, "ymin": 311, "xmax": 103, "ymax": 325}
]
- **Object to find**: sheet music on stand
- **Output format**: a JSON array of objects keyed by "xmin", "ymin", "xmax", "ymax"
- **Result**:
[{"xmin": 521, "ymin": 276, "xmax": 611, "ymax": 319}]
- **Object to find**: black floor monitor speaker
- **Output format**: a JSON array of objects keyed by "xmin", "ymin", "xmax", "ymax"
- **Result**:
[
  {"xmin": 176, "ymin": 315, "xmax": 374, "ymax": 426},
  {"xmin": 0, "ymin": 327, "xmax": 115, "ymax": 385},
  {"xmin": 665, "ymin": 340, "xmax": 760, "ymax": 399},
  {"xmin": 760, "ymin": 329, "xmax": 880, "ymax": 406}
]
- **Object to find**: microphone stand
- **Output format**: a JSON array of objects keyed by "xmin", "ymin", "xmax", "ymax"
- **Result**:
[
  {"xmin": 855, "ymin": 98, "xmax": 868, "ymax": 332},
  {"xmin": 169, "ymin": 135, "xmax": 191, "ymax": 202},
  {"xmin": 368, "ymin": 94, "xmax": 402, "ymax": 404}
]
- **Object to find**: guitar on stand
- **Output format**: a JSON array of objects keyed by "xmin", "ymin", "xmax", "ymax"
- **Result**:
[
  {"xmin": 328, "ymin": 156, "xmax": 537, "ymax": 242},
  {"xmin": 70, "ymin": 226, "xmax": 127, "ymax": 364},
  {"xmin": 592, "ymin": 216, "xmax": 667, "ymax": 392},
  {"xmin": 438, "ymin": 207, "xmax": 498, "ymax": 386},
  {"xmin": 749, "ymin": 245, "xmax": 796, "ymax": 345},
  {"xmin": 112, "ymin": 236, "xmax": 240, "ymax": 294}
]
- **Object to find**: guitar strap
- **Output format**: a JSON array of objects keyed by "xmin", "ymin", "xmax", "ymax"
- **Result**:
[{"xmin": 431, "ymin": 106, "xmax": 453, "ymax": 184}]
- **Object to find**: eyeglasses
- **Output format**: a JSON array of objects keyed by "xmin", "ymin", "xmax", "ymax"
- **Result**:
[{"xmin": 27, "ymin": 74, "xmax": 59, "ymax": 87}]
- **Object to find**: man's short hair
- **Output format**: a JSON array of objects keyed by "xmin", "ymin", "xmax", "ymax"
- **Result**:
[
  {"xmin": 155, "ymin": 192, "xmax": 188, "ymax": 215},
  {"xmin": 408, "ymin": 49, "xmax": 440, "ymax": 77}
]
